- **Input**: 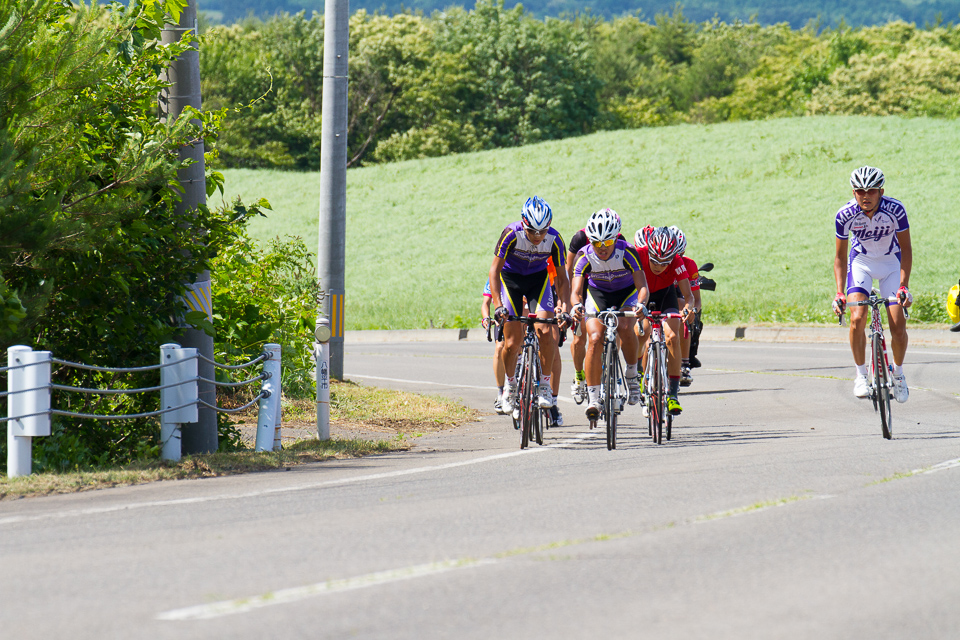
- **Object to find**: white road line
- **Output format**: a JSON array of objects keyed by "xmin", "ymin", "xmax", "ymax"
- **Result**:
[
  {"xmin": 0, "ymin": 432, "xmax": 603, "ymax": 527},
  {"xmin": 345, "ymin": 372, "xmax": 493, "ymax": 390},
  {"xmin": 156, "ymin": 490, "xmax": 821, "ymax": 622},
  {"xmin": 917, "ymin": 457, "xmax": 960, "ymax": 475},
  {"xmin": 157, "ymin": 558, "xmax": 499, "ymax": 621},
  {"xmin": 345, "ymin": 372, "xmax": 579, "ymax": 404}
]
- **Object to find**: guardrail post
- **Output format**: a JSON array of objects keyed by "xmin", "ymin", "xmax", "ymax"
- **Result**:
[
  {"xmin": 7, "ymin": 346, "xmax": 51, "ymax": 478},
  {"xmin": 273, "ymin": 346, "xmax": 283, "ymax": 452},
  {"xmin": 256, "ymin": 344, "xmax": 281, "ymax": 452},
  {"xmin": 160, "ymin": 344, "xmax": 198, "ymax": 462}
]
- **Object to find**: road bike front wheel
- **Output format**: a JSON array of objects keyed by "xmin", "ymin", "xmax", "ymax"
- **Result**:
[
  {"xmin": 604, "ymin": 340, "xmax": 618, "ymax": 450},
  {"xmin": 648, "ymin": 343, "xmax": 664, "ymax": 445},
  {"xmin": 873, "ymin": 334, "xmax": 892, "ymax": 440}
]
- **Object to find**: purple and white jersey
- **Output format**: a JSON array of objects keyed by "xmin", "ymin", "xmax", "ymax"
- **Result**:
[
  {"xmin": 835, "ymin": 195, "xmax": 909, "ymax": 258},
  {"xmin": 573, "ymin": 239, "xmax": 642, "ymax": 292},
  {"xmin": 494, "ymin": 221, "xmax": 566, "ymax": 276}
]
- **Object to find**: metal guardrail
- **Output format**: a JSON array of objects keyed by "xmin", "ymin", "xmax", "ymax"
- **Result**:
[{"xmin": 3, "ymin": 343, "xmax": 283, "ymax": 478}]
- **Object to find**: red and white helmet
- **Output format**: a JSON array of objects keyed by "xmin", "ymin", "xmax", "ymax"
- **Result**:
[
  {"xmin": 648, "ymin": 226, "xmax": 681, "ymax": 263},
  {"xmin": 668, "ymin": 225, "xmax": 687, "ymax": 255},
  {"xmin": 633, "ymin": 225, "xmax": 654, "ymax": 251}
]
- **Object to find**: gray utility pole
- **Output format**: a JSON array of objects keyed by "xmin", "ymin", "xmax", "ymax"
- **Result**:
[
  {"xmin": 317, "ymin": 0, "xmax": 349, "ymax": 381},
  {"xmin": 160, "ymin": 0, "xmax": 217, "ymax": 453}
]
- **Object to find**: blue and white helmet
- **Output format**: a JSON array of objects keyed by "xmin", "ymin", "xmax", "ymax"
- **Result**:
[
  {"xmin": 850, "ymin": 166, "xmax": 885, "ymax": 190},
  {"xmin": 521, "ymin": 196, "xmax": 553, "ymax": 231}
]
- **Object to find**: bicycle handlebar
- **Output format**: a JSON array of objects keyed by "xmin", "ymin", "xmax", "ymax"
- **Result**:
[
  {"xmin": 837, "ymin": 294, "xmax": 910, "ymax": 326},
  {"xmin": 503, "ymin": 314, "xmax": 559, "ymax": 325}
]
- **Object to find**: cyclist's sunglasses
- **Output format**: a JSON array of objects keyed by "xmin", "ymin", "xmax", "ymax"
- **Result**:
[
  {"xmin": 649, "ymin": 257, "xmax": 671, "ymax": 267},
  {"xmin": 854, "ymin": 188, "xmax": 880, "ymax": 196},
  {"xmin": 523, "ymin": 226, "xmax": 549, "ymax": 236},
  {"xmin": 591, "ymin": 238, "xmax": 616, "ymax": 249}
]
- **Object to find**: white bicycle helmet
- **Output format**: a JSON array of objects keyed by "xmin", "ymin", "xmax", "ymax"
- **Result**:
[
  {"xmin": 521, "ymin": 196, "xmax": 553, "ymax": 231},
  {"xmin": 850, "ymin": 166, "xmax": 885, "ymax": 190},
  {"xmin": 634, "ymin": 225, "xmax": 654, "ymax": 251},
  {"xmin": 668, "ymin": 225, "xmax": 687, "ymax": 255},
  {"xmin": 585, "ymin": 208, "xmax": 622, "ymax": 243}
]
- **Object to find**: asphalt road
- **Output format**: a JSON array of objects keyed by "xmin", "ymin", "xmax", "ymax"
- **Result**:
[{"xmin": 1, "ymin": 338, "xmax": 959, "ymax": 639}]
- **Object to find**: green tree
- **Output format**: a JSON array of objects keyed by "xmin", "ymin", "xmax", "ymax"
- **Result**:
[{"xmin": 1, "ymin": 0, "xmax": 241, "ymax": 471}]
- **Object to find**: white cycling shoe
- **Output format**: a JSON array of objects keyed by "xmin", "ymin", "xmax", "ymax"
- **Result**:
[
  {"xmin": 892, "ymin": 373, "xmax": 909, "ymax": 403},
  {"xmin": 853, "ymin": 374, "xmax": 869, "ymax": 398},
  {"xmin": 571, "ymin": 379, "xmax": 587, "ymax": 404},
  {"xmin": 537, "ymin": 383, "xmax": 555, "ymax": 408},
  {"xmin": 501, "ymin": 384, "xmax": 516, "ymax": 412},
  {"xmin": 626, "ymin": 376, "xmax": 642, "ymax": 405}
]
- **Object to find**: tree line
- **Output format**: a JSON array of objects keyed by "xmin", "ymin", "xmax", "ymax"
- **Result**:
[
  {"xmin": 199, "ymin": 0, "xmax": 960, "ymax": 31},
  {"xmin": 200, "ymin": 0, "xmax": 960, "ymax": 170}
]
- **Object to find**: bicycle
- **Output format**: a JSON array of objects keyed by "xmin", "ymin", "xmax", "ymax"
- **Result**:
[
  {"xmin": 503, "ymin": 314, "xmax": 559, "ymax": 449},
  {"xmin": 641, "ymin": 306, "xmax": 686, "ymax": 445},
  {"xmin": 840, "ymin": 289, "xmax": 908, "ymax": 440},
  {"xmin": 585, "ymin": 308, "xmax": 636, "ymax": 450}
]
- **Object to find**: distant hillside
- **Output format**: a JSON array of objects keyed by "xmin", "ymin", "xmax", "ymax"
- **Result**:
[{"xmin": 200, "ymin": 0, "xmax": 960, "ymax": 28}]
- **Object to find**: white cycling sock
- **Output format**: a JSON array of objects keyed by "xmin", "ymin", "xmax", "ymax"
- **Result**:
[
  {"xmin": 856, "ymin": 364, "xmax": 867, "ymax": 377},
  {"xmin": 588, "ymin": 385, "xmax": 600, "ymax": 403},
  {"xmin": 625, "ymin": 363, "xmax": 638, "ymax": 378},
  {"xmin": 894, "ymin": 364, "xmax": 904, "ymax": 376}
]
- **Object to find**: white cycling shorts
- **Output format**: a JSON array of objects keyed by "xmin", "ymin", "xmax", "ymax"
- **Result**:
[{"xmin": 846, "ymin": 251, "xmax": 901, "ymax": 299}]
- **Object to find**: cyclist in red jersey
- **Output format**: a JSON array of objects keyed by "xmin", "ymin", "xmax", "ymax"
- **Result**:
[
  {"xmin": 669, "ymin": 226, "xmax": 702, "ymax": 386},
  {"xmin": 633, "ymin": 226, "xmax": 694, "ymax": 415}
]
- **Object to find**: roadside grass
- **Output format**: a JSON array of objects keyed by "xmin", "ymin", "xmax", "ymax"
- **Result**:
[
  {"xmin": 218, "ymin": 115, "xmax": 959, "ymax": 329},
  {"xmin": 0, "ymin": 379, "xmax": 479, "ymax": 500}
]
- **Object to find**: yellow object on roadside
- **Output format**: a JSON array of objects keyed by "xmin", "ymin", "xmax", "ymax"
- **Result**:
[{"xmin": 948, "ymin": 283, "xmax": 960, "ymax": 324}]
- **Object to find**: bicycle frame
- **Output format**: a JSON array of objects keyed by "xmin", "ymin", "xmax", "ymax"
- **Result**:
[
  {"xmin": 642, "ymin": 309, "xmax": 684, "ymax": 444},
  {"xmin": 505, "ymin": 314, "xmax": 558, "ymax": 449},
  {"xmin": 586, "ymin": 309, "xmax": 635, "ymax": 449},
  {"xmin": 845, "ymin": 291, "xmax": 905, "ymax": 439}
]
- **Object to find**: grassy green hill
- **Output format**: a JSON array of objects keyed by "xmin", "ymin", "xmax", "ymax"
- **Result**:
[{"xmin": 219, "ymin": 116, "xmax": 958, "ymax": 330}]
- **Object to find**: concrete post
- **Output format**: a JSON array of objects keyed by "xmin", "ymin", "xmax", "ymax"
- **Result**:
[
  {"xmin": 317, "ymin": 0, "xmax": 349, "ymax": 381},
  {"xmin": 160, "ymin": 0, "xmax": 217, "ymax": 454}
]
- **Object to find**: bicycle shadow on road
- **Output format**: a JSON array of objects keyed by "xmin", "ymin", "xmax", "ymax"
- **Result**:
[{"xmin": 680, "ymin": 387, "xmax": 785, "ymax": 396}]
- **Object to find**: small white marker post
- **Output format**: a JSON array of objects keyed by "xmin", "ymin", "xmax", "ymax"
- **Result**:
[{"xmin": 315, "ymin": 318, "xmax": 331, "ymax": 441}]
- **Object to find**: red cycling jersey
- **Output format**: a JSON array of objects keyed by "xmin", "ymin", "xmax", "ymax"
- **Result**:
[
  {"xmin": 681, "ymin": 256, "xmax": 699, "ymax": 292},
  {"xmin": 637, "ymin": 245, "xmax": 689, "ymax": 293}
]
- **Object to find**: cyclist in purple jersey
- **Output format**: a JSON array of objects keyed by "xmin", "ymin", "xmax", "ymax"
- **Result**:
[
  {"xmin": 565, "ymin": 227, "xmax": 626, "ymax": 404},
  {"xmin": 489, "ymin": 196, "xmax": 570, "ymax": 413},
  {"xmin": 833, "ymin": 166, "xmax": 913, "ymax": 402},
  {"xmin": 570, "ymin": 209, "xmax": 649, "ymax": 420}
]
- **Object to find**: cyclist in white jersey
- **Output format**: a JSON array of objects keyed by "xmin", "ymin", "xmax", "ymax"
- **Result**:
[{"xmin": 833, "ymin": 166, "xmax": 913, "ymax": 402}]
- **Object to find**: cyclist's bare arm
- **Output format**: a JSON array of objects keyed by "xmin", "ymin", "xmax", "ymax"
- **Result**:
[
  {"xmin": 834, "ymin": 237, "xmax": 849, "ymax": 296},
  {"xmin": 570, "ymin": 274, "xmax": 586, "ymax": 320},
  {"xmin": 488, "ymin": 256, "xmax": 506, "ymax": 310},
  {"xmin": 897, "ymin": 228, "xmax": 912, "ymax": 304},
  {"xmin": 632, "ymin": 271, "xmax": 649, "ymax": 311},
  {"xmin": 676, "ymin": 277, "xmax": 695, "ymax": 323}
]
